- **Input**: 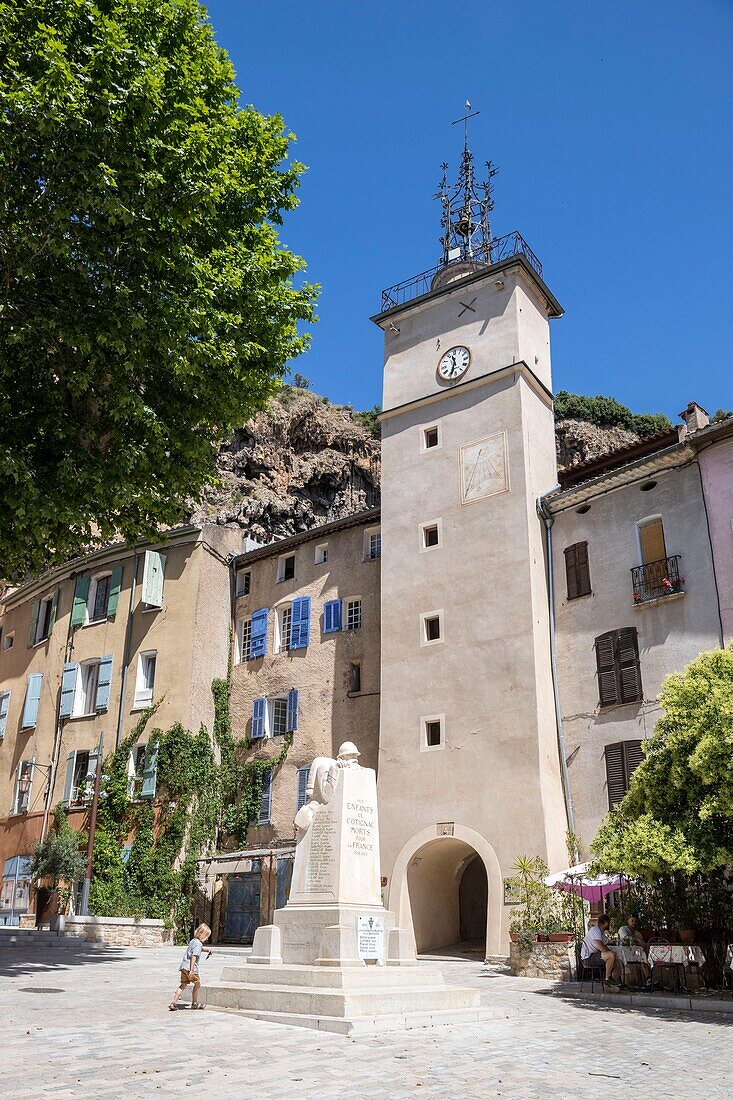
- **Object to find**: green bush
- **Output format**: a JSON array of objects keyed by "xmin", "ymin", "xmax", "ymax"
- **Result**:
[{"xmin": 554, "ymin": 391, "xmax": 672, "ymax": 437}]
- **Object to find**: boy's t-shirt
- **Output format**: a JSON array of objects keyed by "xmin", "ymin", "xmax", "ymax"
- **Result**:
[{"xmin": 180, "ymin": 937, "xmax": 203, "ymax": 973}]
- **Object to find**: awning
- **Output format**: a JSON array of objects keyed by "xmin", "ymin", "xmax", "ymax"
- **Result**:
[{"xmin": 544, "ymin": 862, "xmax": 622, "ymax": 904}]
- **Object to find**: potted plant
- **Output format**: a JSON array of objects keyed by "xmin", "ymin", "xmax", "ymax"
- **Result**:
[{"xmin": 31, "ymin": 807, "xmax": 87, "ymax": 932}]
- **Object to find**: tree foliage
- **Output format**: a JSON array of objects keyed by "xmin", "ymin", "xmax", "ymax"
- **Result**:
[
  {"xmin": 0, "ymin": 0, "xmax": 317, "ymax": 579},
  {"xmin": 554, "ymin": 391, "xmax": 672, "ymax": 437},
  {"xmin": 592, "ymin": 646, "xmax": 733, "ymax": 877},
  {"xmin": 31, "ymin": 805, "xmax": 87, "ymax": 894}
]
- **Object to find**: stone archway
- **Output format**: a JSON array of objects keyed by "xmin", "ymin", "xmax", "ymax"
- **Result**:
[{"xmin": 387, "ymin": 825, "xmax": 504, "ymax": 959}]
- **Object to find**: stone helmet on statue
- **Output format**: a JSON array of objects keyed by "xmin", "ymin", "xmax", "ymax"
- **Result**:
[{"xmin": 336, "ymin": 741, "xmax": 361, "ymax": 767}]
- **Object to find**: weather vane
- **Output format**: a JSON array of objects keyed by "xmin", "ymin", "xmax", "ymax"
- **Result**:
[{"xmin": 434, "ymin": 101, "xmax": 498, "ymax": 268}]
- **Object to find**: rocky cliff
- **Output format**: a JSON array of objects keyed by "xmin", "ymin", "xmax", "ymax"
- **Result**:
[{"xmin": 189, "ymin": 389, "xmax": 646, "ymax": 541}]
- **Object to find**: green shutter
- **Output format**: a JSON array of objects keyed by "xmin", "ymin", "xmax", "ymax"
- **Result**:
[
  {"xmin": 71, "ymin": 576, "xmax": 90, "ymax": 627},
  {"xmin": 107, "ymin": 565, "xmax": 123, "ymax": 617},
  {"xmin": 27, "ymin": 600, "xmax": 40, "ymax": 647},
  {"xmin": 48, "ymin": 590, "xmax": 59, "ymax": 633}
]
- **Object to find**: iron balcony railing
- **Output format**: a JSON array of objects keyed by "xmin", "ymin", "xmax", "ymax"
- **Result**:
[
  {"xmin": 631, "ymin": 555, "xmax": 684, "ymax": 604},
  {"xmin": 379, "ymin": 231, "xmax": 543, "ymax": 314}
]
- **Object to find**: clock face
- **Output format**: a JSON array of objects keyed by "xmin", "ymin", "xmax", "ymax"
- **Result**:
[{"xmin": 437, "ymin": 345, "xmax": 471, "ymax": 381}]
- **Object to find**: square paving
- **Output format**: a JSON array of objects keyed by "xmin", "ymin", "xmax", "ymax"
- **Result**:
[{"xmin": 1, "ymin": 941, "xmax": 730, "ymax": 1099}]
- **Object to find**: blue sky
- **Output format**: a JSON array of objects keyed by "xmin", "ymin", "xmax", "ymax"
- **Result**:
[{"xmin": 206, "ymin": 1, "xmax": 733, "ymax": 422}]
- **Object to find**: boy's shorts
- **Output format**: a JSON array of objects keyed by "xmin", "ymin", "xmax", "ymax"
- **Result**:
[{"xmin": 179, "ymin": 968, "xmax": 200, "ymax": 986}]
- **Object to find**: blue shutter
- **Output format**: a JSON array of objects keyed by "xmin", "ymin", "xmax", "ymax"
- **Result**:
[
  {"xmin": 140, "ymin": 742, "xmax": 159, "ymax": 799},
  {"xmin": 258, "ymin": 769, "xmax": 272, "ymax": 823},
  {"xmin": 249, "ymin": 608, "xmax": 269, "ymax": 659},
  {"xmin": 290, "ymin": 596, "xmax": 311, "ymax": 650},
  {"xmin": 71, "ymin": 577, "xmax": 90, "ymax": 627},
  {"xmin": 120, "ymin": 844, "xmax": 133, "ymax": 865},
  {"xmin": 59, "ymin": 663, "xmax": 79, "ymax": 718},
  {"xmin": 95, "ymin": 655, "xmax": 113, "ymax": 712},
  {"xmin": 0, "ymin": 691, "xmax": 10, "ymax": 738},
  {"xmin": 62, "ymin": 751, "xmax": 76, "ymax": 807},
  {"xmin": 21, "ymin": 674, "xmax": 43, "ymax": 729},
  {"xmin": 296, "ymin": 764, "xmax": 310, "ymax": 810},
  {"xmin": 286, "ymin": 688, "xmax": 299, "ymax": 733},
  {"xmin": 251, "ymin": 698, "xmax": 266, "ymax": 739},
  {"xmin": 323, "ymin": 599, "xmax": 342, "ymax": 634}
]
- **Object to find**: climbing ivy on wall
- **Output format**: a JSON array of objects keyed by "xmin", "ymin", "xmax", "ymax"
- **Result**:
[{"xmin": 89, "ymin": 652, "xmax": 293, "ymax": 938}]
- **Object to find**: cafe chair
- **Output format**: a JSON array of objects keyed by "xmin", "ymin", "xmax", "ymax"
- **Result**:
[{"xmin": 576, "ymin": 945, "xmax": 605, "ymax": 993}]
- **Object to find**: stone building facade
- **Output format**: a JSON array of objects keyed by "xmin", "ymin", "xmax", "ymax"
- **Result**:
[{"xmin": 0, "ymin": 524, "xmax": 238, "ymax": 924}]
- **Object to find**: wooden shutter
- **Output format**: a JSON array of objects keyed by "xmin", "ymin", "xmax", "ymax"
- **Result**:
[
  {"xmin": 251, "ymin": 698, "xmax": 266, "ymax": 739},
  {"xmin": 604, "ymin": 743, "xmax": 626, "ymax": 808},
  {"xmin": 624, "ymin": 739, "xmax": 645, "ymax": 780},
  {"xmin": 286, "ymin": 688, "xmax": 299, "ymax": 733},
  {"xmin": 258, "ymin": 769, "xmax": 272, "ymax": 823},
  {"xmin": 48, "ymin": 590, "xmax": 59, "ymax": 633},
  {"xmin": 95, "ymin": 655, "xmax": 114, "ymax": 712},
  {"xmin": 71, "ymin": 576, "xmax": 90, "ymax": 627},
  {"xmin": 0, "ymin": 691, "xmax": 10, "ymax": 738},
  {"xmin": 296, "ymin": 765, "xmax": 310, "ymax": 811},
  {"xmin": 27, "ymin": 600, "xmax": 40, "ymax": 646},
  {"xmin": 59, "ymin": 662, "xmax": 79, "ymax": 718},
  {"xmin": 290, "ymin": 596, "xmax": 311, "ymax": 650},
  {"xmin": 249, "ymin": 609, "xmax": 268, "ymax": 659},
  {"xmin": 107, "ymin": 566, "xmax": 123, "ymax": 617},
  {"xmin": 323, "ymin": 599, "xmax": 342, "ymax": 634},
  {"xmin": 595, "ymin": 632, "xmax": 619, "ymax": 707},
  {"xmin": 140, "ymin": 742, "xmax": 159, "ymax": 799},
  {"xmin": 639, "ymin": 519, "xmax": 666, "ymax": 565},
  {"xmin": 142, "ymin": 551, "xmax": 166, "ymax": 607},
  {"xmin": 21, "ymin": 673, "xmax": 43, "ymax": 729},
  {"xmin": 62, "ymin": 750, "xmax": 77, "ymax": 807},
  {"xmin": 617, "ymin": 627, "xmax": 643, "ymax": 703},
  {"xmin": 565, "ymin": 543, "xmax": 590, "ymax": 599}
]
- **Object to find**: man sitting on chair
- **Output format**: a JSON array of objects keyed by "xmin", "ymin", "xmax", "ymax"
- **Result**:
[{"xmin": 581, "ymin": 915, "xmax": 622, "ymax": 990}]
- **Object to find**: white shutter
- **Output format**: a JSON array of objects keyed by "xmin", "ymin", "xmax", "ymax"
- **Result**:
[{"xmin": 142, "ymin": 550, "xmax": 166, "ymax": 607}]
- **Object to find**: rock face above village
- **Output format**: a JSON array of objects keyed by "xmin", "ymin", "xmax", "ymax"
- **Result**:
[{"xmin": 188, "ymin": 388, "xmax": 648, "ymax": 543}]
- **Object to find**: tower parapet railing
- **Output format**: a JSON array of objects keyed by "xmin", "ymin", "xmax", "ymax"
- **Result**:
[{"xmin": 379, "ymin": 231, "xmax": 542, "ymax": 314}]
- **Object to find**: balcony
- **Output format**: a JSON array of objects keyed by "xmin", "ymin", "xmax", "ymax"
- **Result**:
[{"xmin": 631, "ymin": 555, "xmax": 684, "ymax": 605}]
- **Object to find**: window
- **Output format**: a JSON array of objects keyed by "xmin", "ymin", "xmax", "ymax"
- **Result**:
[
  {"xmin": 638, "ymin": 517, "xmax": 666, "ymax": 565},
  {"xmin": 315, "ymin": 543, "xmax": 329, "ymax": 565},
  {"xmin": 277, "ymin": 554, "xmax": 296, "ymax": 582},
  {"xmin": 3, "ymin": 632, "xmax": 14, "ymax": 651},
  {"xmin": 134, "ymin": 651, "xmax": 157, "ymax": 708},
  {"xmin": 71, "ymin": 750, "xmax": 91, "ymax": 803},
  {"xmin": 0, "ymin": 690, "xmax": 10, "ymax": 739},
  {"xmin": 605, "ymin": 741, "xmax": 645, "ymax": 808},
  {"xmin": 595, "ymin": 628, "xmax": 643, "ymax": 707},
  {"xmin": 89, "ymin": 575, "xmax": 112, "ymax": 623},
  {"xmin": 258, "ymin": 769, "xmax": 273, "ymax": 824},
  {"xmin": 421, "ymin": 715, "xmax": 444, "ymax": 751},
  {"xmin": 73, "ymin": 660, "xmax": 100, "ymax": 717},
  {"xmin": 276, "ymin": 605, "xmax": 293, "ymax": 653},
  {"xmin": 30, "ymin": 592, "xmax": 56, "ymax": 645},
  {"xmin": 564, "ymin": 542, "xmax": 591, "ymax": 599},
  {"xmin": 345, "ymin": 599, "xmax": 362, "ymax": 631},
  {"xmin": 421, "ymin": 611, "xmax": 443, "ymax": 645},
  {"xmin": 348, "ymin": 662, "xmax": 361, "ymax": 694},
  {"xmin": 13, "ymin": 760, "xmax": 34, "ymax": 815},
  {"xmin": 296, "ymin": 764, "xmax": 310, "ymax": 811},
  {"xmin": 365, "ymin": 530, "xmax": 381, "ymax": 561},
  {"xmin": 421, "ymin": 522, "xmax": 441, "ymax": 550},
  {"xmin": 236, "ymin": 568, "xmax": 251, "ymax": 597},
  {"xmin": 423, "ymin": 425, "xmax": 439, "ymax": 450},
  {"xmin": 270, "ymin": 697, "xmax": 288, "ymax": 737},
  {"xmin": 237, "ymin": 618, "xmax": 252, "ymax": 664}
]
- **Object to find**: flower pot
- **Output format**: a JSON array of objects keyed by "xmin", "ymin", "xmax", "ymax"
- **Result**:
[
  {"xmin": 678, "ymin": 928, "xmax": 695, "ymax": 945},
  {"xmin": 549, "ymin": 932, "xmax": 574, "ymax": 943},
  {"xmin": 536, "ymin": 933, "xmax": 549, "ymax": 942},
  {"xmin": 509, "ymin": 932, "xmax": 520, "ymax": 943},
  {"xmin": 50, "ymin": 913, "xmax": 66, "ymax": 934}
]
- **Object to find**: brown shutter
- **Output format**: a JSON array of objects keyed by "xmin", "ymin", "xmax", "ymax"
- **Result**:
[
  {"xmin": 623, "ymin": 739, "xmax": 645, "ymax": 780},
  {"xmin": 595, "ymin": 631, "xmax": 620, "ymax": 706},
  {"xmin": 639, "ymin": 520, "xmax": 666, "ymax": 565},
  {"xmin": 617, "ymin": 627, "xmax": 643, "ymax": 703},
  {"xmin": 576, "ymin": 542, "xmax": 591, "ymax": 596},
  {"xmin": 604, "ymin": 742, "xmax": 626, "ymax": 808},
  {"xmin": 564, "ymin": 545, "xmax": 579, "ymax": 599}
]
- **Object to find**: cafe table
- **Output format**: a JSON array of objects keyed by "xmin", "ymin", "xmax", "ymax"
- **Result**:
[
  {"xmin": 647, "ymin": 943, "xmax": 705, "ymax": 992},
  {"xmin": 610, "ymin": 944, "xmax": 648, "ymax": 989}
]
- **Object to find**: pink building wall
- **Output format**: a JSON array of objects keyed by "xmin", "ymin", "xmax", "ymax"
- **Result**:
[{"xmin": 698, "ymin": 436, "xmax": 733, "ymax": 644}]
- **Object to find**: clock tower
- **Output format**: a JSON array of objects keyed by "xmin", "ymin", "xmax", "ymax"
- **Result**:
[{"xmin": 373, "ymin": 118, "xmax": 569, "ymax": 958}]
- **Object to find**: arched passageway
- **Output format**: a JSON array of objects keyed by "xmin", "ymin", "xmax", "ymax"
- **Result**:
[{"xmin": 406, "ymin": 838, "xmax": 488, "ymax": 954}]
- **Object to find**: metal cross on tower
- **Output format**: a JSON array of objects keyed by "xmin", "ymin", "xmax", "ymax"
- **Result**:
[{"xmin": 434, "ymin": 101, "xmax": 499, "ymax": 268}]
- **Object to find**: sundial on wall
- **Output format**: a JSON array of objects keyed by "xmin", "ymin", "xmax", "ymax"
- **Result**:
[{"xmin": 460, "ymin": 432, "xmax": 509, "ymax": 504}]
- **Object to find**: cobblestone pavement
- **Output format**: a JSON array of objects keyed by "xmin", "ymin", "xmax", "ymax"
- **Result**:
[{"xmin": 1, "ymin": 942, "xmax": 730, "ymax": 1099}]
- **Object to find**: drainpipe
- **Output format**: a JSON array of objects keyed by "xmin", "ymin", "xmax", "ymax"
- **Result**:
[
  {"xmin": 537, "ymin": 494, "xmax": 576, "ymax": 838},
  {"xmin": 41, "ymin": 574, "xmax": 79, "ymax": 844},
  {"xmin": 115, "ymin": 552, "xmax": 140, "ymax": 749}
]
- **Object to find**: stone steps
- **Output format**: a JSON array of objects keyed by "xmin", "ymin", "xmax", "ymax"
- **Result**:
[
  {"xmin": 208, "ymin": 1003, "xmax": 505, "ymax": 1036},
  {"xmin": 0, "ymin": 929, "xmax": 104, "ymax": 950},
  {"xmin": 219, "ymin": 962, "xmax": 436, "ymax": 989}
]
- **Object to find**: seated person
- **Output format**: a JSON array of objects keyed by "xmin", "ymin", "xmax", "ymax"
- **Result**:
[
  {"xmin": 581, "ymin": 914, "xmax": 622, "ymax": 990},
  {"xmin": 617, "ymin": 914, "xmax": 646, "ymax": 947}
]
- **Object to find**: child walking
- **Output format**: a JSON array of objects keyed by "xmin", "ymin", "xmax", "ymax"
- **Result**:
[{"xmin": 169, "ymin": 923, "xmax": 212, "ymax": 1011}]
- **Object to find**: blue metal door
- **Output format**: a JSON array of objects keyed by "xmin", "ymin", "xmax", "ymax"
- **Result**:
[{"xmin": 223, "ymin": 863, "xmax": 261, "ymax": 944}]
